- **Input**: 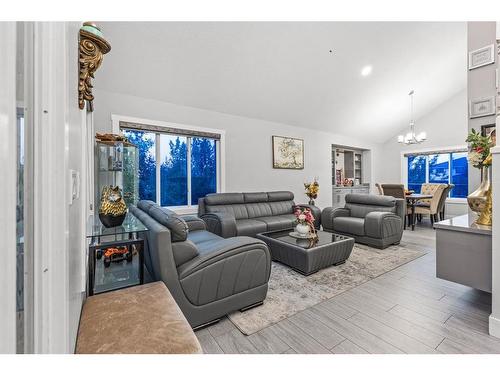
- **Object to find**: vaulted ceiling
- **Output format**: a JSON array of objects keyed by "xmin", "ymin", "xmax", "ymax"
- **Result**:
[{"xmin": 96, "ymin": 22, "xmax": 467, "ymax": 143}]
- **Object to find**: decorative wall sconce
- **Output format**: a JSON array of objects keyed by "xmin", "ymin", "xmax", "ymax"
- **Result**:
[{"xmin": 79, "ymin": 22, "xmax": 111, "ymax": 112}]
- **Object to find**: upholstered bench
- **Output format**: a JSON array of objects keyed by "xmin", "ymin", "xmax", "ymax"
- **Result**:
[{"xmin": 75, "ymin": 282, "xmax": 202, "ymax": 354}]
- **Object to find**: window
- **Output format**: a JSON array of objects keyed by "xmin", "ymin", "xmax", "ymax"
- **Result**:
[
  {"xmin": 407, "ymin": 155, "xmax": 426, "ymax": 193},
  {"xmin": 160, "ymin": 134, "xmax": 187, "ymax": 206},
  {"xmin": 450, "ymin": 152, "xmax": 468, "ymax": 198},
  {"xmin": 406, "ymin": 151, "xmax": 468, "ymax": 198},
  {"xmin": 123, "ymin": 129, "xmax": 156, "ymax": 202},
  {"xmin": 191, "ymin": 137, "xmax": 217, "ymax": 204},
  {"xmin": 122, "ymin": 124, "xmax": 220, "ymax": 208}
]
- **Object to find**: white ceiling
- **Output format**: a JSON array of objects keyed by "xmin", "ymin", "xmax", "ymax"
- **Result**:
[{"xmin": 96, "ymin": 22, "xmax": 467, "ymax": 143}]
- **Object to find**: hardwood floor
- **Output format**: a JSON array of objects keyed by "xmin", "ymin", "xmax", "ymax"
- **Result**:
[{"xmin": 195, "ymin": 222, "xmax": 498, "ymax": 354}]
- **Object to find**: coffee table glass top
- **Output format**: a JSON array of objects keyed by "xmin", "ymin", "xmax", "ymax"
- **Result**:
[{"xmin": 258, "ymin": 229, "xmax": 350, "ymax": 249}]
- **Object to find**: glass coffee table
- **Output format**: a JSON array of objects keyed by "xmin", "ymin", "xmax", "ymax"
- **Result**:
[{"xmin": 256, "ymin": 229, "xmax": 355, "ymax": 275}]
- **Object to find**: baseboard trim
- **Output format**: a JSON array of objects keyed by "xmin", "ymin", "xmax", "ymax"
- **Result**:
[{"xmin": 489, "ymin": 314, "xmax": 500, "ymax": 338}]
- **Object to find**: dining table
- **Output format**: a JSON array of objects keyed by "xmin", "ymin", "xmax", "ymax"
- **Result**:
[{"xmin": 405, "ymin": 193, "xmax": 433, "ymax": 231}]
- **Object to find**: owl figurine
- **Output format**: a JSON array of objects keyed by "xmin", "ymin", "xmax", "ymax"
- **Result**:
[{"xmin": 99, "ymin": 185, "xmax": 127, "ymax": 228}]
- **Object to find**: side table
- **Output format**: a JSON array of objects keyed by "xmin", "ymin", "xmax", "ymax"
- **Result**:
[{"xmin": 87, "ymin": 212, "xmax": 149, "ymax": 296}]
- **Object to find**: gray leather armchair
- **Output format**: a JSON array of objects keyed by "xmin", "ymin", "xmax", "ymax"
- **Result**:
[
  {"xmin": 322, "ymin": 194, "xmax": 404, "ymax": 249},
  {"xmin": 130, "ymin": 201, "xmax": 271, "ymax": 329},
  {"xmin": 198, "ymin": 191, "xmax": 321, "ymax": 238}
]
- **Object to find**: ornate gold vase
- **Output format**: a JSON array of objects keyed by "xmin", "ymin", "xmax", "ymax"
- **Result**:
[{"xmin": 467, "ymin": 166, "xmax": 492, "ymax": 225}]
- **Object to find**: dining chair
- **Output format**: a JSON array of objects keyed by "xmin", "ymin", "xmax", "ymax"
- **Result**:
[
  {"xmin": 414, "ymin": 184, "xmax": 447, "ymax": 225},
  {"xmin": 381, "ymin": 184, "xmax": 409, "ymax": 228},
  {"xmin": 437, "ymin": 184, "xmax": 454, "ymax": 220},
  {"xmin": 380, "ymin": 184, "xmax": 405, "ymax": 199}
]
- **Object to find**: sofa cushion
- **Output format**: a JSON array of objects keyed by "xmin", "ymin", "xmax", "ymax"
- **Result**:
[
  {"xmin": 171, "ymin": 240, "xmax": 200, "ymax": 267},
  {"xmin": 345, "ymin": 203, "xmax": 396, "ymax": 219},
  {"xmin": 246, "ymin": 202, "xmax": 273, "ymax": 218},
  {"xmin": 268, "ymin": 200, "xmax": 294, "ymax": 216},
  {"xmin": 137, "ymin": 200, "xmax": 158, "ymax": 213},
  {"xmin": 267, "ymin": 191, "xmax": 294, "ymax": 202},
  {"xmin": 255, "ymin": 215, "xmax": 296, "ymax": 231},
  {"xmin": 187, "ymin": 230, "xmax": 222, "ymax": 245},
  {"xmin": 333, "ymin": 217, "xmax": 365, "ymax": 236},
  {"xmin": 243, "ymin": 192, "xmax": 268, "ymax": 203},
  {"xmin": 180, "ymin": 215, "xmax": 206, "ymax": 232},
  {"xmin": 206, "ymin": 204, "xmax": 249, "ymax": 220},
  {"xmin": 148, "ymin": 206, "xmax": 189, "ymax": 242},
  {"xmin": 204, "ymin": 193, "xmax": 244, "ymax": 205},
  {"xmin": 235, "ymin": 219, "xmax": 268, "ymax": 237},
  {"xmin": 345, "ymin": 194, "xmax": 396, "ymax": 206}
]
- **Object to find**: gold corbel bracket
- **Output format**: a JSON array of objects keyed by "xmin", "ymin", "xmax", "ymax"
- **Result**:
[{"xmin": 79, "ymin": 23, "xmax": 111, "ymax": 112}]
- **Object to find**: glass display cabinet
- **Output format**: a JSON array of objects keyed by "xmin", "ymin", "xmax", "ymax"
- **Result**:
[{"xmin": 96, "ymin": 140, "xmax": 139, "ymax": 207}]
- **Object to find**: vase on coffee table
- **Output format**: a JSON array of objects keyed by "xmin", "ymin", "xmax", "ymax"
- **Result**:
[{"xmin": 296, "ymin": 223, "xmax": 310, "ymax": 236}]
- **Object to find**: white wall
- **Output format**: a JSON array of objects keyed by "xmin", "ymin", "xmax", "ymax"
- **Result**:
[
  {"xmin": 378, "ymin": 89, "xmax": 469, "ymax": 216},
  {"xmin": 93, "ymin": 88, "xmax": 383, "ymax": 209}
]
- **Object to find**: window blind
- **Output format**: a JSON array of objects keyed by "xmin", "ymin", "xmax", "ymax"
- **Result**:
[
  {"xmin": 404, "ymin": 148, "xmax": 467, "ymax": 158},
  {"xmin": 119, "ymin": 120, "xmax": 221, "ymax": 140}
]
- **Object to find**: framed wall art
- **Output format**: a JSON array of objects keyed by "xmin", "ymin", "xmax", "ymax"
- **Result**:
[
  {"xmin": 481, "ymin": 124, "xmax": 496, "ymax": 145},
  {"xmin": 272, "ymin": 136, "xmax": 304, "ymax": 169},
  {"xmin": 469, "ymin": 96, "xmax": 496, "ymax": 118},
  {"xmin": 468, "ymin": 44, "xmax": 495, "ymax": 70}
]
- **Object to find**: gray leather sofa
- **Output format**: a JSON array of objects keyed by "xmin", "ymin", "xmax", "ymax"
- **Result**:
[
  {"xmin": 321, "ymin": 194, "xmax": 405, "ymax": 249},
  {"xmin": 198, "ymin": 191, "xmax": 321, "ymax": 238},
  {"xmin": 130, "ymin": 201, "xmax": 271, "ymax": 329}
]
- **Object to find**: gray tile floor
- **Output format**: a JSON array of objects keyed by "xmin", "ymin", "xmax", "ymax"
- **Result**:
[{"xmin": 195, "ymin": 222, "xmax": 500, "ymax": 354}]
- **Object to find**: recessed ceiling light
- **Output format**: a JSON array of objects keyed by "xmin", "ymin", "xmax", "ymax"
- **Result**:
[{"xmin": 361, "ymin": 65, "xmax": 372, "ymax": 77}]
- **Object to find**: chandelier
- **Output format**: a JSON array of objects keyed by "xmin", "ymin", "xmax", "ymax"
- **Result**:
[{"xmin": 397, "ymin": 90, "xmax": 426, "ymax": 145}]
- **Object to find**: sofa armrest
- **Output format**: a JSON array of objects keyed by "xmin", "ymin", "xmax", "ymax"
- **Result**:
[
  {"xmin": 177, "ymin": 237, "xmax": 271, "ymax": 280},
  {"xmin": 200, "ymin": 212, "xmax": 237, "ymax": 238},
  {"xmin": 364, "ymin": 211, "xmax": 402, "ymax": 239},
  {"xmin": 180, "ymin": 215, "xmax": 207, "ymax": 232},
  {"xmin": 394, "ymin": 198, "xmax": 406, "ymax": 222},
  {"xmin": 294, "ymin": 204, "xmax": 322, "ymax": 229},
  {"xmin": 177, "ymin": 237, "xmax": 271, "ymax": 306},
  {"xmin": 321, "ymin": 207, "xmax": 350, "ymax": 231}
]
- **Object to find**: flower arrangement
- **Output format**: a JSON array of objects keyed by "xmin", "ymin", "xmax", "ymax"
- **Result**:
[
  {"xmin": 466, "ymin": 129, "xmax": 493, "ymax": 169},
  {"xmin": 304, "ymin": 178, "xmax": 319, "ymax": 205},
  {"xmin": 294, "ymin": 207, "xmax": 317, "ymax": 236}
]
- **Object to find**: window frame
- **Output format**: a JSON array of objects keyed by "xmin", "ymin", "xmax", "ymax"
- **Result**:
[
  {"xmin": 400, "ymin": 145, "xmax": 468, "ymax": 203},
  {"xmin": 112, "ymin": 115, "xmax": 225, "ymax": 214}
]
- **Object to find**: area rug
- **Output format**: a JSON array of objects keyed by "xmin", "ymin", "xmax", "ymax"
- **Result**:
[{"xmin": 228, "ymin": 242, "xmax": 427, "ymax": 335}]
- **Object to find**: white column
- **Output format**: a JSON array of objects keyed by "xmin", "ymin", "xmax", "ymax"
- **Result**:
[
  {"xmin": 492, "ymin": 22, "xmax": 500, "ymax": 337},
  {"xmin": 491, "ymin": 145, "xmax": 500, "ymax": 337},
  {"xmin": 0, "ymin": 22, "xmax": 17, "ymax": 354}
]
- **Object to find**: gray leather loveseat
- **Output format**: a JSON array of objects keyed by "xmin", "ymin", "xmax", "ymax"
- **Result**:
[
  {"xmin": 321, "ymin": 194, "xmax": 405, "ymax": 249},
  {"xmin": 198, "ymin": 191, "xmax": 321, "ymax": 238},
  {"xmin": 130, "ymin": 200, "xmax": 271, "ymax": 329}
]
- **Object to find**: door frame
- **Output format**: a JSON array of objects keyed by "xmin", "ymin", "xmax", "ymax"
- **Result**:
[{"xmin": 0, "ymin": 21, "xmax": 18, "ymax": 354}]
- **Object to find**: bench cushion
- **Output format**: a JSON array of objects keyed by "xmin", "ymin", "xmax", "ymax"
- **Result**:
[{"xmin": 76, "ymin": 282, "xmax": 202, "ymax": 354}]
